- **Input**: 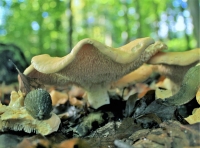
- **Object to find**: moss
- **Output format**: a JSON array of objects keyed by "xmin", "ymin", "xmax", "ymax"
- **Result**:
[{"xmin": 82, "ymin": 112, "xmax": 104, "ymax": 129}]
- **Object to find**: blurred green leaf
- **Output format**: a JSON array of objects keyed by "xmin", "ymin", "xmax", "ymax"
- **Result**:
[{"xmin": 0, "ymin": 0, "xmax": 198, "ymax": 62}]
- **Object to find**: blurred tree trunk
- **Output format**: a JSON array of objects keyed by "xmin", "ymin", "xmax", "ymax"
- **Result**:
[
  {"xmin": 180, "ymin": 6, "xmax": 191, "ymax": 49},
  {"xmin": 38, "ymin": 1, "xmax": 44, "ymax": 53},
  {"xmin": 55, "ymin": 19, "xmax": 61, "ymax": 53},
  {"xmin": 67, "ymin": 0, "xmax": 73, "ymax": 51},
  {"xmin": 121, "ymin": 0, "xmax": 130, "ymax": 43},
  {"xmin": 183, "ymin": 17, "xmax": 191, "ymax": 49},
  {"xmin": 188, "ymin": 0, "xmax": 200, "ymax": 47},
  {"xmin": 153, "ymin": 1, "xmax": 160, "ymax": 40},
  {"xmin": 83, "ymin": 1, "xmax": 89, "ymax": 30},
  {"xmin": 135, "ymin": 1, "xmax": 142, "ymax": 38}
]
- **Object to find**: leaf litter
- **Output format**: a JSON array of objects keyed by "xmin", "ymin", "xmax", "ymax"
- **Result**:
[{"xmin": 0, "ymin": 61, "xmax": 200, "ymax": 148}]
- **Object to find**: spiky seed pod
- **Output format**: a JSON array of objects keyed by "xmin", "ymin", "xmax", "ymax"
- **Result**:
[{"xmin": 24, "ymin": 89, "xmax": 52, "ymax": 120}]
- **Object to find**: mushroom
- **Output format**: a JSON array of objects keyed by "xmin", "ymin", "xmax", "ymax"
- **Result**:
[
  {"xmin": 50, "ymin": 89, "xmax": 69, "ymax": 106},
  {"xmin": 110, "ymin": 64, "xmax": 157, "ymax": 88},
  {"xmin": 147, "ymin": 48, "xmax": 200, "ymax": 94},
  {"xmin": 163, "ymin": 63, "xmax": 200, "ymax": 105},
  {"xmin": 148, "ymin": 48, "xmax": 200, "ymax": 66},
  {"xmin": 24, "ymin": 38, "xmax": 167, "ymax": 109},
  {"xmin": 50, "ymin": 89, "xmax": 85, "ymax": 107},
  {"xmin": 0, "ymin": 91, "xmax": 60, "ymax": 135}
]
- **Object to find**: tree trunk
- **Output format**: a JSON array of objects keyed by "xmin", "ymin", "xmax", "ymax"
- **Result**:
[
  {"xmin": 180, "ymin": 7, "xmax": 191, "ymax": 49},
  {"xmin": 122, "ymin": 0, "xmax": 130, "ymax": 43},
  {"xmin": 188, "ymin": 0, "xmax": 200, "ymax": 47},
  {"xmin": 67, "ymin": 0, "xmax": 73, "ymax": 51},
  {"xmin": 153, "ymin": 1, "xmax": 160, "ymax": 40},
  {"xmin": 135, "ymin": 1, "xmax": 142, "ymax": 38}
]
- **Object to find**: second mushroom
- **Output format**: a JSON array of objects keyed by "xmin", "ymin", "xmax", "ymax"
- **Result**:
[{"xmin": 24, "ymin": 38, "xmax": 166, "ymax": 109}]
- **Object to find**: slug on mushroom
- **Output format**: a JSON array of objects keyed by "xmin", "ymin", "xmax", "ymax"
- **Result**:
[{"xmin": 24, "ymin": 89, "xmax": 52, "ymax": 120}]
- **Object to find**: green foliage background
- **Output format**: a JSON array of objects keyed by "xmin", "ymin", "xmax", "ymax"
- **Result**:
[{"xmin": 0, "ymin": 0, "xmax": 199, "ymax": 62}]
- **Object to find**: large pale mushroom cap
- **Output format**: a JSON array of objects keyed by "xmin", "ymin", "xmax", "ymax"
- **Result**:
[
  {"xmin": 24, "ymin": 38, "xmax": 166, "ymax": 109},
  {"xmin": 27, "ymin": 38, "xmax": 154, "ymax": 74}
]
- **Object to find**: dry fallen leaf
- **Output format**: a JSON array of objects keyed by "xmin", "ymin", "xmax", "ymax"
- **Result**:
[
  {"xmin": 55, "ymin": 138, "xmax": 90, "ymax": 148},
  {"xmin": 50, "ymin": 90, "xmax": 69, "ymax": 106},
  {"xmin": 184, "ymin": 108, "xmax": 200, "ymax": 124},
  {"xmin": 155, "ymin": 87, "xmax": 173, "ymax": 99},
  {"xmin": 196, "ymin": 88, "xmax": 200, "ymax": 104},
  {"xmin": 9, "ymin": 60, "xmax": 44, "ymax": 94},
  {"xmin": 86, "ymin": 118, "xmax": 142, "ymax": 148}
]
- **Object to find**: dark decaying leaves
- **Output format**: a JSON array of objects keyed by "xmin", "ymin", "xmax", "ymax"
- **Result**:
[
  {"xmin": 0, "ymin": 134, "xmax": 22, "ymax": 148},
  {"xmin": 139, "ymin": 100, "xmax": 176, "ymax": 120},
  {"xmin": 85, "ymin": 118, "xmax": 200, "ymax": 148},
  {"xmin": 86, "ymin": 118, "xmax": 142, "ymax": 148},
  {"xmin": 123, "ymin": 93, "xmax": 138, "ymax": 117},
  {"xmin": 135, "ymin": 113, "xmax": 162, "ymax": 129},
  {"xmin": 1, "ymin": 60, "xmax": 200, "ymax": 148},
  {"xmin": 12, "ymin": 118, "xmax": 200, "ymax": 148},
  {"xmin": 123, "ymin": 90, "xmax": 176, "ymax": 127},
  {"xmin": 13, "ymin": 87, "xmax": 200, "ymax": 148},
  {"xmin": 127, "ymin": 121, "xmax": 200, "ymax": 148},
  {"xmin": 131, "ymin": 90, "xmax": 155, "ymax": 118},
  {"xmin": 97, "ymin": 95, "xmax": 126, "ymax": 120},
  {"xmin": 158, "ymin": 121, "xmax": 200, "ymax": 147}
]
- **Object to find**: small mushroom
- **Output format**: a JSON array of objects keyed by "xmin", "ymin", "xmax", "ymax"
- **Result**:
[
  {"xmin": 163, "ymin": 63, "xmax": 200, "ymax": 105},
  {"xmin": 148, "ymin": 48, "xmax": 200, "ymax": 66},
  {"xmin": 24, "ymin": 38, "xmax": 166, "ymax": 109},
  {"xmin": 147, "ymin": 48, "xmax": 200, "ymax": 94}
]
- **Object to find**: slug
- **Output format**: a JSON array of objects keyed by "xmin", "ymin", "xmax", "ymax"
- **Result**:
[
  {"xmin": 24, "ymin": 89, "xmax": 52, "ymax": 120},
  {"xmin": 164, "ymin": 64, "xmax": 200, "ymax": 105}
]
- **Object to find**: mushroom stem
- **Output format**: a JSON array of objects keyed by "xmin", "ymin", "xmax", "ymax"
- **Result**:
[{"xmin": 86, "ymin": 85, "xmax": 110, "ymax": 109}]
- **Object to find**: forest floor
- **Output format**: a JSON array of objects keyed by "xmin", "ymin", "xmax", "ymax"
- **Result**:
[{"xmin": 0, "ymin": 77, "xmax": 200, "ymax": 148}]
